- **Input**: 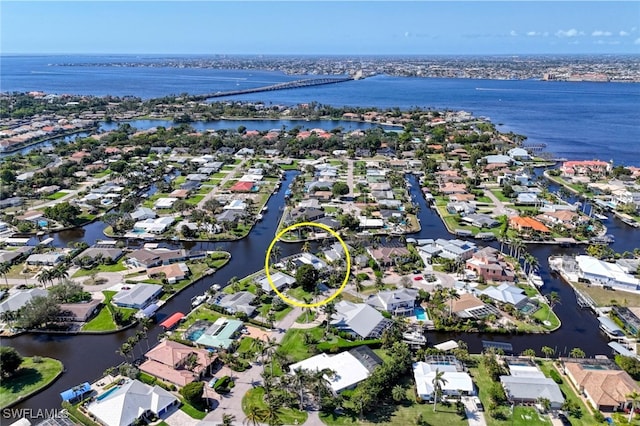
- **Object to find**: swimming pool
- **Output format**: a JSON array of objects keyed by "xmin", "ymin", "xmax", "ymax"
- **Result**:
[
  {"xmin": 96, "ymin": 386, "xmax": 119, "ymax": 401},
  {"xmin": 186, "ymin": 328, "xmax": 205, "ymax": 341},
  {"xmin": 414, "ymin": 307, "xmax": 427, "ymax": 321}
]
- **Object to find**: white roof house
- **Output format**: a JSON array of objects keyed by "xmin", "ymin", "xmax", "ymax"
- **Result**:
[
  {"xmin": 0, "ymin": 288, "xmax": 48, "ymax": 313},
  {"xmin": 413, "ymin": 361, "xmax": 474, "ymax": 401},
  {"xmin": 130, "ymin": 207, "xmax": 156, "ymax": 221},
  {"xmin": 289, "ymin": 352, "xmax": 372, "ymax": 393},
  {"xmin": 154, "ymin": 197, "xmax": 178, "ymax": 209},
  {"xmin": 576, "ymin": 255, "xmax": 640, "ymax": 291},
  {"xmin": 87, "ymin": 379, "xmax": 178, "ymax": 426},
  {"xmin": 257, "ymin": 271, "xmax": 296, "ymax": 293},
  {"xmin": 223, "ymin": 200, "xmax": 247, "ymax": 211},
  {"xmin": 133, "ymin": 217, "xmax": 174, "ymax": 234}
]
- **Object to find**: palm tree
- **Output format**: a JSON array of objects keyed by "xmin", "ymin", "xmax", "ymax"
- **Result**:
[
  {"xmin": 290, "ymin": 367, "xmax": 310, "ymax": 409},
  {"xmin": 521, "ymin": 348, "xmax": 536, "ymax": 359},
  {"xmin": 244, "ymin": 404, "xmax": 267, "ymax": 426},
  {"xmin": 324, "ymin": 301, "xmax": 337, "ymax": 333},
  {"xmin": 569, "ymin": 347, "xmax": 585, "ymax": 358},
  {"xmin": 37, "ymin": 269, "xmax": 51, "ymax": 288},
  {"xmin": 546, "ymin": 291, "xmax": 561, "ymax": 321},
  {"xmin": 270, "ymin": 245, "xmax": 282, "ymax": 265},
  {"xmin": 218, "ymin": 414, "xmax": 236, "ymax": 426},
  {"xmin": 0, "ymin": 262, "xmax": 11, "ymax": 289},
  {"xmin": 541, "ymin": 346, "xmax": 555, "ymax": 359},
  {"xmin": 392, "ymin": 384, "xmax": 406, "ymax": 402},
  {"xmin": 447, "ymin": 288, "xmax": 460, "ymax": 318},
  {"xmin": 301, "ymin": 241, "xmax": 311, "ymax": 253},
  {"xmin": 627, "ymin": 391, "xmax": 640, "ymax": 423},
  {"xmin": 432, "ymin": 368, "xmax": 448, "ymax": 412}
]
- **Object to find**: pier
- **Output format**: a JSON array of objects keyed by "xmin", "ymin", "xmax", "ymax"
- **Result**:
[{"xmin": 191, "ymin": 76, "xmax": 354, "ymax": 101}]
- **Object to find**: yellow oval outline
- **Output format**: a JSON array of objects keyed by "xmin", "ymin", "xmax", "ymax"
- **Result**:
[{"xmin": 264, "ymin": 221, "xmax": 351, "ymax": 308}]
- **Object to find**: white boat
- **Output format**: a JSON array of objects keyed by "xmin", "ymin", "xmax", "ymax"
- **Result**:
[
  {"xmin": 593, "ymin": 213, "xmax": 608, "ymax": 221},
  {"xmin": 402, "ymin": 331, "xmax": 427, "ymax": 345},
  {"xmin": 261, "ymin": 205, "xmax": 268, "ymax": 212},
  {"xmin": 527, "ymin": 273, "xmax": 544, "ymax": 288},
  {"xmin": 256, "ymin": 214, "xmax": 263, "ymax": 221},
  {"xmin": 211, "ymin": 284, "xmax": 221, "ymax": 292},
  {"xmin": 191, "ymin": 294, "xmax": 208, "ymax": 307}
]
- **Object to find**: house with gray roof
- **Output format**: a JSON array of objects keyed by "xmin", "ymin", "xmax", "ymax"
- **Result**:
[
  {"xmin": 257, "ymin": 271, "xmax": 296, "ymax": 293},
  {"xmin": 0, "ymin": 288, "xmax": 48, "ymax": 313},
  {"xmin": 500, "ymin": 361, "xmax": 564, "ymax": 408},
  {"xmin": 480, "ymin": 283, "xmax": 528, "ymax": 308},
  {"xmin": 0, "ymin": 246, "xmax": 33, "ymax": 265},
  {"xmin": 366, "ymin": 288, "xmax": 418, "ymax": 316},
  {"xmin": 76, "ymin": 246, "xmax": 124, "ymax": 263},
  {"xmin": 216, "ymin": 209, "xmax": 244, "ymax": 223},
  {"xmin": 461, "ymin": 214, "xmax": 499, "ymax": 228},
  {"xmin": 331, "ymin": 301, "xmax": 391, "ymax": 339},
  {"xmin": 87, "ymin": 379, "xmax": 178, "ymax": 426},
  {"xmin": 214, "ymin": 291, "xmax": 256, "ymax": 316},
  {"xmin": 112, "ymin": 284, "xmax": 162, "ymax": 309},
  {"xmin": 26, "ymin": 252, "xmax": 66, "ymax": 266},
  {"xmin": 322, "ymin": 242, "xmax": 352, "ymax": 263},
  {"xmin": 130, "ymin": 207, "xmax": 156, "ymax": 221}
]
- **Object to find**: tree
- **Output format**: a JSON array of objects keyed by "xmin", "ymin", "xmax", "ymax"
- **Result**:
[
  {"xmin": 301, "ymin": 241, "xmax": 311, "ymax": 253},
  {"xmin": 541, "ymin": 346, "xmax": 555, "ymax": 359},
  {"xmin": 0, "ymin": 346, "xmax": 23, "ymax": 377},
  {"xmin": 521, "ymin": 348, "xmax": 536, "ymax": 359},
  {"xmin": 432, "ymin": 368, "xmax": 448, "ymax": 412},
  {"xmin": 0, "ymin": 262, "xmax": 11, "ymax": 289},
  {"xmin": 49, "ymin": 280, "xmax": 88, "ymax": 303},
  {"xmin": 627, "ymin": 391, "xmax": 640, "ymax": 423},
  {"xmin": 295, "ymin": 264, "xmax": 318, "ymax": 292},
  {"xmin": 331, "ymin": 181, "xmax": 349, "ymax": 198},
  {"xmin": 324, "ymin": 301, "xmax": 337, "ymax": 333},
  {"xmin": 392, "ymin": 384, "xmax": 406, "ymax": 402},
  {"xmin": 180, "ymin": 381, "xmax": 204, "ymax": 406},
  {"xmin": 243, "ymin": 405, "xmax": 267, "ymax": 426},
  {"xmin": 16, "ymin": 296, "xmax": 61, "ymax": 329},
  {"xmin": 546, "ymin": 291, "xmax": 561, "ymax": 321},
  {"xmin": 569, "ymin": 347, "xmax": 585, "ymax": 358},
  {"xmin": 217, "ymin": 414, "xmax": 236, "ymax": 426},
  {"xmin": 43, "ymin": 202, "xmax": 81, "ymax": 226}
]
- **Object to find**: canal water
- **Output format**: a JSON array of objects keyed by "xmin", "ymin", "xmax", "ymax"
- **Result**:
[{"xmin": 4, "ymin": 171, "xmax": 640, "ymax": 415}]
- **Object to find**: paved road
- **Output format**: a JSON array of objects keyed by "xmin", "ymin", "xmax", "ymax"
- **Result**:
[
  {"xmin": 483, "ymin": 188, "xmax": 509, "ymax": 216},
  {"xmin": 461, "ymin": 397, "xmax": 488, "ymax": 426},
  {"xmin": 197, "ymin": 160, "xmax": 245, "ymax": 210},
  {"xmin": 346, "ymin": 158, "xmax": 355, "ymax": 197}
]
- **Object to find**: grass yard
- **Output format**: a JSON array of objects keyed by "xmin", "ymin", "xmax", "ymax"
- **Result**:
[
  {"xmin": 177, "ymin": 306, "xmax": 223, "ymax": 332},
  {"xmin": 46, "ymin": 191, "xmax": 69, "ymax": 200},
  {"xmin": 72, "ymin": 262, "xmax": 127, "ymax": 278},
  {"xmin": 242, "ymin": 387, "xmax": 308, "ymax": 425},
  {"xmin": 185, "ymin": 195, "xmax": 205, "ymax": 205},
  {"xmin": 179, "ymin": 398, "xmax": 207, "ymax": 419},
  {"xmin": 81, "ymin": 305, "xmax": 115, "ymax": 331},
  {"xmin": 0, "ymin": 357, "xmax": 63, "ymax": 409},
  {"xmin": 573, "ymin": 281, "xmax": 640, "ymax": 308},
  {"xmin": 277, "ymin": 328, "xmax": 325, "ymax": 362}
]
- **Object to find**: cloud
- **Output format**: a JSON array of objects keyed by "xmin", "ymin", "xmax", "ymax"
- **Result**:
[
  {"xmin": 592, "ymin": 30, "xmax": 612, "ymax": 37},
  {"xmin": 556, "ymin": 28, "xmax": 583, "ymax": 38},
  {"xmin": 527, "ymin": 31, "xmax": 539, "ymax": 36},
  {"xmin": 635, "ymin": 38, "xmax": 640, "ymax": 45},
  {"xmin": 510, "ymin": 30, "xmax": 518, "ymax": 37},
  {"xmin": 619, "ymin": 31, "xmax": 630, "ymax": 37}
]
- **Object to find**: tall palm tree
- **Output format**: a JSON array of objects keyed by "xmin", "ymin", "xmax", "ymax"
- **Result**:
[
  {"xmin": 324, "ymin": 301, "xmax": 337, "ymax": 333},
  {"xmin": 270, "ymin": 245, "xmax": 282, "ymax": 265},
  {"xmin": 301, "ymin": 241, "xmax": 311, "ymax": 253},
  {"xmin": 0, "ymin": 262, "xmax": 11, "ymax": 289},
  {"xmin": 546, "ymin": 291, "xmax": 561, "ymax": 321},
  {"xmin": 243, "ymin": 405, "xmax": 267, "ymax": 426},
  {"xmin": 541, "ymin": 346, "xmax": 555, "ymax": 359},
  {"xmin": 290, "ymin": 367, "xmax": 310, "ymax": 409},
  {"xmin": 432, "ymin": 368, "xmax": 448, "ymax": 412},
  {"xmin": 569, "ymin": 347, "xmax": 585, "ymax": 358},
  {"xmin": 37, "ymin": 269, "xmax": 51, "ymax": 289},
  {"xmin": 447, "ymin": 288, "xmax": 460, "ymax": 318},
  {"xmin": 627, "ymin": 391, "xmax": 640, "ymax": 423}
]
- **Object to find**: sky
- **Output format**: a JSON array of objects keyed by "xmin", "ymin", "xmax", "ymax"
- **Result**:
[{"xmin": 2, "ymin": 1, "xmax": 640, "ymax": 55}]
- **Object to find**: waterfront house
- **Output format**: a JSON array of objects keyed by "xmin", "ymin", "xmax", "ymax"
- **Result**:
[
  {"xmin": 76, "ymin": 246, "xmax": 124, "ymax": 263},
  {"xmin": 87, "ymin": 379, "xmax": 178, "ymax": 426},
  {"xmin": 500, "ymin": 358, "xmax": 564, "ymax": 409},
  {"xmin": 575, "ymin": 255, "xmax": 640, "ymax": 291},
  {"xmin": 450, "ymin": 293, "xmax": 499, "ymax": 319},
  {"xmin": 366, "ymin": 246, "xmax": 411, "ymax": 267},
  {"xmin": 133, "ymin": 217, "xmax": 175, "ymax": 234},
  {"xmin": 213, "ymin": 291, "xmax": 256, "ymax": 316},
  {"xmin": 479, "ymin": 283, "xmax": 527, "ymax": 308},
  {"xmin": 230, "ymin": 181, "xmax": 255, "ymax": 193},
  {"xmin": 147, "ymin": 263, "xmax": 190, "ymax": 284},
  {"xmin": 563, "ymin": 360, "xmax": 640, "ymax": 412},
  {"xmin": 509, "ymin": 216, "xmax": 551, "ymax": 234},
  {"xmin": 331, "ymin": 300, "xmax": 392, "ymax": 339},
  {"xmin": 257, "ymin": 271, "xmax": 296, "ymax": 293},
  {"xmin": 0, "ymin": 288, "xmax": 48, "ymax": 314},
  {"xmin": 126, "ymin": 248, "xmax": 195, "ymax": 268},
  {"xmin": 112, "ymin": 284, "xmax": 162, "ymax": 309},
  {"xmin": 194, "ymin": 317, "xmax": 244, "ymax": 350},
  {"xmin": 413, "ymin": 356, "xmax": 474, "ymax": 402},
  {"xmin": 366, "ymin": 288, "xmax": 418, "ymax": 316},
  {"xmin": 0, "ymin": 246, "xmax": 33, "ymax": 265},
  {"xmin": 466, "ymin": 247, "xmax": 516, "ymax": 282},
  {"xmin": 561, "ymin": 160, "xmax": 611, "ymax": 177},
  {"xmin": 56, "ymin": 299, "xmax": 101, "ymax": 322},
  {"xmin": 139, "ymin": 340, "xmax": 215, "ymax": 387},
  {"xmin": 130, "ymin": 207, "xmax": 157, "ymax": 221},
  {"xmin": 461, "ymin": 213, "xmax": 499, "ymax": 228}
]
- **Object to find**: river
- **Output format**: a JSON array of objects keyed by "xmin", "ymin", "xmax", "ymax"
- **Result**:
[{"xmin": 5, "ymin": 170, "xmax": 640, "ymax": 416}]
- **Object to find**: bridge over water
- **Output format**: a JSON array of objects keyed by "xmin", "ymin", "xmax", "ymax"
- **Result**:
[{"xmin": 190, "ymin": 76, "xmax": 354, "ymax": 101}]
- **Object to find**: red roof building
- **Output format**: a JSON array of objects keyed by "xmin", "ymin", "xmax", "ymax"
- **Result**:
[
  {"xmin": 230, "ymin": 181, "xmax": 254, "ymax": 192},
  {"xmin": 159, "ymin": 312, "xmax": 185, "ymax": 330}
]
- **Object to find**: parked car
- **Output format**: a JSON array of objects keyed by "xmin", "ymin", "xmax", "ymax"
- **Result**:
[
  {"xmin": 558, "ymin": 413, "xmax": 571, "ymax": 425},
  {"xmin": 471, "ymin": 397, "xmax": 484, "ymax": 412},
  {"xmin": 208, "ymin": 377, "xmax": 218, "ymax": 388}
]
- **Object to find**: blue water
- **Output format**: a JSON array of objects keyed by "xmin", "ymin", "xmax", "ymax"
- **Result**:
[
  {"xmin": 1, "ymin": 55, "xmax": 639, "ymax": 165},
  {"xmin": 96, "ymin": 386, "xmax": 119, "ymax": 401},
  {"xmin": 415, "ymin": 307, "xmax": 427, "ymax": 321},
  {"xmin": 186, "ymin": 328, "xmax": 204, "ymax": 341}
]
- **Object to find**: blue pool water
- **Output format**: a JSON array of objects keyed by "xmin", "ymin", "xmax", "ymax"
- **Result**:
[
  {"xmin": 37, "ymin": 220, "xmax": 48, "ymax": 227},
  {"xmin": 186, "ymin": 329, "xmax": 205, "ymax": 341},
  {"xmin": 414, "ymin": 307, "xmax": 427, "ymax": 321},
  {"xmin": 96, "ymin": 386, "xmax": 119, "ymax": 401}
]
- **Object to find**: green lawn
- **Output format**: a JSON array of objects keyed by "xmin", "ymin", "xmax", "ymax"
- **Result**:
[
  {"xmin": 185, "ymin": 195, "xmax": 205, "ymax": 205},
  {"xmin": 277, "ymin": 327, "xmax": 325, "ymax": 362},
  {"xmin": 72, "ymin": 262, "xmax": 127, "ymax": 278},
  {"xmin": 295, "ymin": 310, "xmax": 317, "ymax": 323},
  {"xmin": 511, "ymin": 407, "xmax": 551, "ymax": 426},
  {"xmin": 320, "ymin": 381, "xmax": 467, "ymax": 426},
  {"xmin": 81, "ymin": 305, "xmax": 115, "ymax": 331},
  {"xmin": 177, "ymin": 306, "xmax": 223, "ymax": 332},
  {"xmin": 0, "ymin": 357, "xmax": 63, "ymax": 409},
  {"xmin": 532, "ymin": 304, "xmax": 561, "ymax": 330},
  {"xmin": 179, "ymin": 398, "xmax": 207, "ymax": 419},
  {"xmin": 490, "ymin": 189, "xmax": 512, "ymax": 203},
  {"xmin": 242, "ymin": 387, "xmax": 308, "ymax": 425},
  {"xmin": 46, "ymin": 191, "xmax": 69, "ymax": 200}
]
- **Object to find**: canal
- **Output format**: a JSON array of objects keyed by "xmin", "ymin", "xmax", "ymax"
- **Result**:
[{"xmin": 4, "ymin": 171, "xmax": 640, "ymax": 415}]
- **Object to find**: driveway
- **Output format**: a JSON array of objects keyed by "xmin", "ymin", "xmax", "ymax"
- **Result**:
[{"xmin": 462, "ymin": 397, "xmax": 487, "ymax": 426}]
